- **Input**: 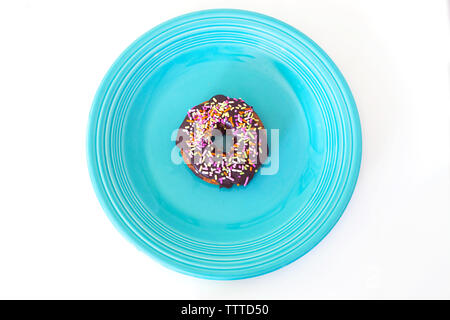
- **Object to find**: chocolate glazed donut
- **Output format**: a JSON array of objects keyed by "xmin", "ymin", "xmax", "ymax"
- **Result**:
[{"xmin": 176, "ymin": 95, "xmax": 268, "ymax": 188}]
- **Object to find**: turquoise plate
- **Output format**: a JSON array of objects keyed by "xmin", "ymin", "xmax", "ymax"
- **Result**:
[{"xmin": 87, "ymin": 9, "xmax": 362, "ymax": 279}]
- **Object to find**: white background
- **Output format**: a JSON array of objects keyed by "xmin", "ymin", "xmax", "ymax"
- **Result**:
[{"xmin": 0, "ymin": 0, "xmax": 449, "ymax": 299}]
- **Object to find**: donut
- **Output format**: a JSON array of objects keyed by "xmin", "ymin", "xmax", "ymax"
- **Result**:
[{"xmin": 176, "ymin": 95, "xmax": 267, "ymax": 188}]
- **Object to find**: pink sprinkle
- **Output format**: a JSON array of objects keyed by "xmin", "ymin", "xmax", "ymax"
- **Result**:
[{"xmin": 244, "ymin": 176, "xmax": 249, "ymax": 186}]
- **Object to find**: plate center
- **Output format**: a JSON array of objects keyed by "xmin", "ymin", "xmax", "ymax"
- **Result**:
[{"xmin": 122, "ymin": 43, "xmax": 326, "ymax": 243}]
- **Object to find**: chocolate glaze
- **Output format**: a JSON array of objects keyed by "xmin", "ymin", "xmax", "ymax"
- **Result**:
[{"xmin": 176, "ymin": 95, "xmax": 268, "ymax": 188}]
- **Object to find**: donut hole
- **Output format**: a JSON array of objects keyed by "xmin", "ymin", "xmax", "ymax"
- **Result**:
[{"xmin": 211, "ymin": 126, "xmax": 235, "ymax": 154}]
